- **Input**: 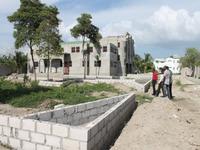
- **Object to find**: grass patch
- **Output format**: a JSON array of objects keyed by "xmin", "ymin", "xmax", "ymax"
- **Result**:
[
  {"xmin": 136, "ymin": 94, "xmax": 154, "ymax": 105},
  {"xmin": 175, "ymin": 79, "xmax": 185, "ymax": 91},
  {"xmin": 0, "ymin": 79, "xmax": 120, "ymax": 108},
  {"xmin": 175, "ymin": 79, "xmax": 182, "ymax": 86}
]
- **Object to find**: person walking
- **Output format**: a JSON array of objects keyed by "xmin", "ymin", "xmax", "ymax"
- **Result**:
[
  {"xmin": 156, "ymin": 67, "xmax": 166, "ymax": 97},
  {"xmin": 163, "ymin": 66, "xmax": 173, "ymax": 99},
  {"xmin": 152, "ymin": 68, "xmax": 158, "ymax": 95}
]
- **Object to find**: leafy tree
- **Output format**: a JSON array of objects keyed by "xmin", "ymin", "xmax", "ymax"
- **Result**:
[
  {"xmin": 143, "ymin": 53, "xmax": 153, "ymax": 73},
  {"xmin": 133, "ymin": 54, "xmax": 143, "ymax": 73},
  {"xmin": 133, "ymin": 53, "xmax": 153, "ymax": 73},
  {"xmin": 181, "ymin": 48, "xmax": 200, "ymax": 76},
  {"xmin": 14, "ymin": 51, "xmax": 27, "ymax": 74},
  {"xmin": 36, "ymin": 6, "xmax": 63, "ymax": 80},
  {"xmin": 71, "ymin": 13, "xmax": 102, "ymax": 79},
  {"xmin": 181, "ymin": 48, "xmax": 200, "ymax": 69},
  {"xmin": 8, "ymin": 0, "xmax": 45, "ymax": 81}
]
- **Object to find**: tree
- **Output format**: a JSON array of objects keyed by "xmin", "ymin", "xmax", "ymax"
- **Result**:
[
  {"xmin": 133, "ymin": 53, "xmax": 153, "ymax": 73},
  {"xmin": 36, "ymin": 6, "xmax": 63, "ymax": 80},
  {"xmin": 70, "ymin": 13, "xmax": 102, "ymax": 79},
  {"xmin": 14, "ymin": 51, "xmax": 27, "ymax": 74},
  {"xmin": 181, "ymin": 48, "xmax": 200, "ymax": 69},
  {"xmin": 181, "ymin": 48, "xmax": 200, "ymax": 76},
  {"xmin": 8, "ymin": 0, "xmax": 45, "ymax": 81},
  {"xmin": 143, "ymin": 53, "xmax": 153, "ymax": 73}
]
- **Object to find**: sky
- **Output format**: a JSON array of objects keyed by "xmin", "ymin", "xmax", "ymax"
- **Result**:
[{"xmin": 0, "ymin": 0, "xmax": 200, "ymax": 58}]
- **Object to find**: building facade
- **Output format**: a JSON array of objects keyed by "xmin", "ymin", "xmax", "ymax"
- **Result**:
[
  {"xmin": 153, "ymin": 57, "xmax": 181, "ymax": 74},
  {"xmin": 28, "ymin": 33, "xmax": 135, "ymax": 77}
]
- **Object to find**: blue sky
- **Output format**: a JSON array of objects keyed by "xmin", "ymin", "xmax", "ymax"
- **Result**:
[{"xmin": 0, "ymin": 0, "xmax": 200, "ymax": 58}]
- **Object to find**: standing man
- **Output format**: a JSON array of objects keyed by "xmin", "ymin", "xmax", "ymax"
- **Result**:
[
  {"xmin": 163, "ymin": 66, "xmax": 173, "ymax": 99},
  {"xmin": 152, "ymin": 68, "xmax": 158, "ymax": 95}
]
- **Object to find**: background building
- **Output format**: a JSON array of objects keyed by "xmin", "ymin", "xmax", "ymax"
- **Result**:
[
  {"xmin": 153, "ymin": 56, "xmax": 181, "ymax": 74},
  {"xmin": 28, "ymin": 33, "xmax": 135, "ymax": 77}
]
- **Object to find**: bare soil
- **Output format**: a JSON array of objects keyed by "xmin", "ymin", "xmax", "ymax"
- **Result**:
[{"xmin": 111, "ymin": 76, "xmax": 200, "ymax": 150}]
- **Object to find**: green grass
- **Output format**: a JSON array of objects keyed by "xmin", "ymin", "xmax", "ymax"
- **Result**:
[
  {"xmin": 136, "ymin": 94, "xmax": 154, "ymax": 105},
  {"xmin": 0, "ymin": 79, "xmax": 119, "ymax": 108}
]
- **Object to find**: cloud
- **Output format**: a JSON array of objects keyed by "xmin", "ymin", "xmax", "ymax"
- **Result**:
[{"xmin": 93, "ymin": 5, "xmax": 200, "ymax": 47}]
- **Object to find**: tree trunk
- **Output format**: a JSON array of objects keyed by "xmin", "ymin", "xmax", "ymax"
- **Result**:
[
  {"xmin": 47, "ymin": 50, "xmax": 50, "ymax": 81},
  {"xmin": 30, "ymin": 46, "xmax": 37, "ymax": 81},
  {"xmin": 82, "ymin": 37, "xmax": 86, "ymax": 79}
]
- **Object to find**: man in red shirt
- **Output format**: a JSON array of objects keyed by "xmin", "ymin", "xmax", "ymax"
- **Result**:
[{"xmin": 152, "ymin": 68, "xmax": 158, "ymax": 95}]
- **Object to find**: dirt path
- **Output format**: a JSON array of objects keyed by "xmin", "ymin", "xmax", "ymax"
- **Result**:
[{"xmin": 111, "ymin": 76, "xmax": 200, "ymax": 150}]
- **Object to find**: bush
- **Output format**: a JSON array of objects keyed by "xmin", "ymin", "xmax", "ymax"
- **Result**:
[
  {"xmin": 175, "ymin": 80, "xmax": 182, "ymax": 86},
  {"xmin": 30, "ymin": 80, "xmax": 39, "ymax": 88},
  {"xmin": 0, "ymin": 81, "xmax": 119, "ymax": 108}
]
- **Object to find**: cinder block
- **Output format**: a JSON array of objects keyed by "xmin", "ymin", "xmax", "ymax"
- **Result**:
[
  {"xmin": 38, "ymin": 112, "xmax": 52, "ymax": 121},
  {"xmin": 18, "ymin": 130, "xmax": 30, "ymax": 141},
  {"xmin": 9, "ymin": 137, "xmax": 21, "ymax": 149},
  {"xmin": 37, "ymin": 122, "xmax": 51, "ymax": 134},
  {"xmin": 56, "ymin": 118, "xmax": 64, "ymax": 124},
  {"xmin": 0, "ymin": 135, "xmax": 8, "ymax": 145},
  {"xmin": 77, "ymin": 104, "xmax": 86, "ymax": 112},
  {"xmin": 52, "ymin": 124, "xmax": 69, "ymax": 137},
  {"xmin": 80, "ymin": 142, "xmax": 87, "ymax": 150},
  {"xmin": 86, "ymin": 103, "xmax": 94, "ymax": 109},
  {"xmin": 53, "ymin": 109, "xmax": 64, "ymax": 118},
  {"xmin": 22, "ymin": 141, "xmax": 36, "ymax": 150},
  {"xmin": 37, "ymin": 144, "xmax": 51, "ymax": 150},
  {"xmin": 0, "ymin": 115, "xmax": 8, "ymax": 126},
  {"xmin": 9, "ymin": 117, "xmax": 21, "ymax": 129},
  {"xmin": 22, "ymin": 119, "xmax": 35, "ymax": 131},
  {"xmin": 89, "ymin": 125, "xmax": 98, "ymax": 139},
  {"xmin": 64, "ymin": 107, "xmax": 75, "ymax": 115},
  {"xmin": 63, "ymin": 138, "xmax": 79, "ymax": 150},
  {"xmin": 70, "ymin": 127, "xmax": 88, "ymax": 141},
  {"xmin": 46, "ymin": 135, "xmax": 61, "ymax": 148},
  {"xmin": 0, "ymin": 126, "xmax": 2, "ymax": 135},
  {"xmin": 3, "ymin": 126, "xmax": 11, "ymax": 136},
  {"xmin": 31, "ymin": 132, "xmax": 45, "ymax": 144}
]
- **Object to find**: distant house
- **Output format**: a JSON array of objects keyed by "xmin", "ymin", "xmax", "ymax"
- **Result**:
[
  {"xmin": 153, "ymin": 57, "xmax": 181, "ymax": 74},
  {"xmin": 28, "ymin": 33, "xmax": 135, "ymax": 77}
]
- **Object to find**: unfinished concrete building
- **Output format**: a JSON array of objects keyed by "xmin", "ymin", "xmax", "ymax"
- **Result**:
[{"xmin": 28, "ymin": 33, "xmax": 135, "ymax": 77}]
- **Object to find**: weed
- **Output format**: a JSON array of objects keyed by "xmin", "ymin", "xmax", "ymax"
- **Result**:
[
  {"xmin": 0, "ymin": 79, "xmax": 119, "ymax": 108},
  {"xmin": 136, "ymin": 94, "xmax": 153, "ymax": 105}
]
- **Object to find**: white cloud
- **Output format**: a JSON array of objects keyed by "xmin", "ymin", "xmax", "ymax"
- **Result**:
[
  {"xmin": 146, "ymin": 6, "xmax": 200, "ymax": 43},
  {"xmin": 93, "ymin": 5, "xmax": 200, "ymax": 46}
]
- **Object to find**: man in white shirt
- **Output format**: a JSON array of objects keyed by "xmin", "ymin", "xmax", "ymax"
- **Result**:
[{"xmin": 163, "ymin": 66, "xmax": 173, "ymax": 99}]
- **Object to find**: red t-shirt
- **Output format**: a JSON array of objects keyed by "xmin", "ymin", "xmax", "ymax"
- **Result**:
[{"xmin": 152, "ymin": 71, "xmax": 158, "ymax": 80}]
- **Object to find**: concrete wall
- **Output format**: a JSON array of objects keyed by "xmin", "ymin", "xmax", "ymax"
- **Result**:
[
  {"xmin": 0, "ymin": 94, "xmax": 136, "ymax": 150},
  {"xmin": 25, "ymin": 94, "xmax": 128, "ymax": 126}
]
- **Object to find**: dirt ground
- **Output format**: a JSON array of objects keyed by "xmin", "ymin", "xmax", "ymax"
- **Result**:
[
  {"xmin": 1, "ymin": 76, "xmax": 200, "ymax": 150},
  {"xmin": 111, "ymin": 76, "xmax": 200, "ymax": 150}
]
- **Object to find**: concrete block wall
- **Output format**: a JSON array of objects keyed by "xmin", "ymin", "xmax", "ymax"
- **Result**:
[
  {"xmin": 39, "ymin": 81, "xmax": 63, "ymax": 87},
  {"xmin": 0, "ymin": 93, "xmax": 136, "ymax": 150},
  {"xmin": 26, "ymin": 94, "xmax": 128, "ymax": 126},
  {"xmin": 85, "ymin": 93, "xmax": 136, "ymax": 150}
]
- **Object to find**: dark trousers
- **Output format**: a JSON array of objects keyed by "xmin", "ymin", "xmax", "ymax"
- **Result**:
[
  {"xmin": 152, "ymin": 80, "xmax": 157, "ymax": 95},
  {"xmin": 156, "ymin": 82, "xmax": 166, "ymax": 96},
  {"xmin": 165, "ymin": 84, "xmax": 173, "ymax": 99}
]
